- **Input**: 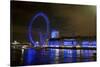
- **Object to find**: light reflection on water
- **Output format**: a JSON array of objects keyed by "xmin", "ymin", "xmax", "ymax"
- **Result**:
[{"xmin": 23, "ymin": 48, "xmax": 96, "ymax": 65}]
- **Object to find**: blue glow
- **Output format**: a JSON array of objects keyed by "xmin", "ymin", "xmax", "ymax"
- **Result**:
[
  {"xmin": 48, "ymin": 41, "xmax": 60, "ymax": 47},
  {"xmin": 64, "ymin": 41, "xmax": 73, "ymax": 46},
  {"xmin": 91, "ymin": 41, "xmax": 96, "ymax": 46},
  {"xmin": 73, "ymin": 41, "xmax": 77, "ymax": 46},
  {"xmin": 82, "ymin": 41, "xmax": 89, "ymax": 45},
  {"xmin": 24, "ymin": 48, "xmax": 36, "ymax": 65},
  {"xmin": 63, "ymin": 39, "xmax": 77, "ymax": 46},
  {"xmin": 51, "ymin": 30, "xmax": 59, "ymax": 38},
  {"xmin": 28, "ymin": 12, "xmax": 50, "ymax": 46},
  {"xmin": 72, "ymin": 50, "xmax": 77, "ymax": 62},
  {"xmin": 82, "ymin": 50, "xmax": 90, "ymax": 57},
  {"xmin": 82, "ymin": 41, "xmax": 89, "ymax": 47}
]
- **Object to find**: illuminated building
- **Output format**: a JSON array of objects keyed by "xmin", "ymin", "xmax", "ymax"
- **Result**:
[
  {"xmin": 48, "ymin": 38, "xmax": 61, "ymax": 47},
  {"xmin": 51, "ymin": 30, "xmax": 59, "ymax": 38}
]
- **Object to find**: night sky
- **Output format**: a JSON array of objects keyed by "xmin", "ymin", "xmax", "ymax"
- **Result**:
[{"xmin": 11, "ymin": 1, "xmax": 96, "ymax": 42}]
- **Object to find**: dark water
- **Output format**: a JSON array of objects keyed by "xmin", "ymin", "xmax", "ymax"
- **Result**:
[{"xmin": 21, "ymin": 48, "xmax": 96, "ymax": 66}]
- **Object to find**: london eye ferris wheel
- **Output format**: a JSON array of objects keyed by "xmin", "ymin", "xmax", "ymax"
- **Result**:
[{"xmin": 28, "ymin": 12, "xmax": 50, "ymax": 46}]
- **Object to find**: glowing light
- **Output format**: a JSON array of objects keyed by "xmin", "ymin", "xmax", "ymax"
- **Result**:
[
  {"xmin": 64, "ymin": 41, "xmax": 73, "ymax": 46},
  {"xmin": 90, "ymin": 41, "xmax": 96, "ymax": 46},
  {"xmin": 51, "ymin": 30, "xmax": 59, "ymax": 38},
  {"xmin": 28, "ymin": 12, "xmax": 50, "ymax": 46},
  {"xmin": 12, "ymin": 40, "xmax": 20, "ymax": 45},
  {"xmin": 24, "ymin": 48, "xmax": 36, "ymax": 65},
  {"xmin": 82, "ymin": 41, "xmax": 89, "ymax": 45}
]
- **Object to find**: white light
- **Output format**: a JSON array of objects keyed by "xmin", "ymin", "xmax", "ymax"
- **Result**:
[{"xmin": 12, "ymin": 40, "xmax": 20, "ymax": 45}]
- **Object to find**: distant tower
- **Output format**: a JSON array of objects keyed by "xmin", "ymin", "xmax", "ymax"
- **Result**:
[{"xmin": 51, "ymin": 30, "xmax": 59, "ymax": 38}]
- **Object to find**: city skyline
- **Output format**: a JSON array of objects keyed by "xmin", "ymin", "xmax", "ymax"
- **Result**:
[
  {"xmin": 11, "ymin": 1, "xmax": 96, "ymax": 66},
  {"xmin": 11, "ymin": 1, "xmax": 96, "ymax": 42}
]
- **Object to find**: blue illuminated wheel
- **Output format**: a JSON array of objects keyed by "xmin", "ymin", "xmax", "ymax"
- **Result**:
[{"xmin": 28, "ymin": 12, "xmax": 50, "ymax": 46}]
